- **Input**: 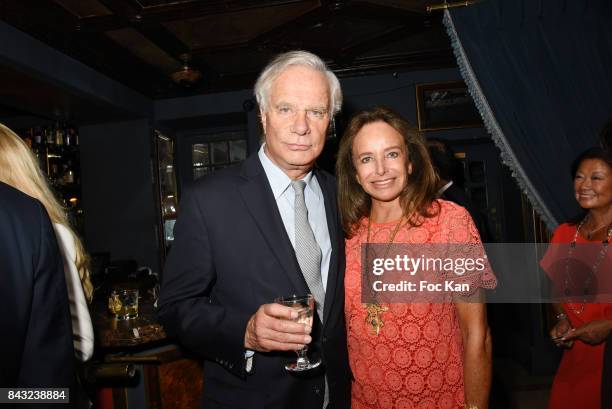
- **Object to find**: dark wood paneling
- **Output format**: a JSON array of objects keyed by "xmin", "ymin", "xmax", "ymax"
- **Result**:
[
  {"xmin": 143, "ymin": 347, "xmax": 203, "ymax": 409},
  {"xmin": 0, "ymin": 0, "xmax": 455, "ymax": 98}
]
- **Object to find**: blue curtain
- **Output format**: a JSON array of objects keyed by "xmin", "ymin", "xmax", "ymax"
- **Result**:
[{"xmin": 444, "ymin": 0, "xmax": 612, "ymax": 230}]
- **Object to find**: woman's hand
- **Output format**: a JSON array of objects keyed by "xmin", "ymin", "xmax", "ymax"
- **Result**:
[
  {"xmin": 562, "ymin": 320, "xmax": 612, "ymax": 345},
  {"xmin": 550, "ymin": 317, "xmax": 573, "ymax": 348}
]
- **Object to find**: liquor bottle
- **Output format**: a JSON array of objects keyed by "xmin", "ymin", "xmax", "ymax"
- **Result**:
[
  {"xmin": 65, "ymin": 167, "xmax": 75, "ymax": 185},
  {"xmin": 45, "ymin": 126, "xmax": 54, "ymax": 146},
  {"xmin": 62, "ymin": 122, "xmax": 69, "ymax": 148},
  {"xmin": 33, "ymin": 127, "xmax": 43, "ymax": 148},
  {"xmin": 49, "ymin": 162, "xmax": 60, "ymax": 185},
  {"xmin": 61, "ymin": 160, "xmax": 75, "ymax": 185},
  {"xmin": 64, "ymin": 124, "xmax": 72, "ymax": 147},
  {"xmin": 54, "ymin": 121, "xmax": 63, "ymax": 149},
  {"xmin": 72, "ymin": 127, "xmax": 80, "ymax": 146},
  {"xmin": 30, "ymin": 127, "xmax": 44, "ymax": 170}
]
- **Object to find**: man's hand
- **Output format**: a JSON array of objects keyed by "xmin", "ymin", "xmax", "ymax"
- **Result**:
[{"xmin": 244, "ymin": 303, "xmax": 312, "ymax": 352}]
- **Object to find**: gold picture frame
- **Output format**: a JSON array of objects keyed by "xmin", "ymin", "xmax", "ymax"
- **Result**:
[{"xmin": 415, "ymin": 81, "xmax": 482, "ymax": 131}]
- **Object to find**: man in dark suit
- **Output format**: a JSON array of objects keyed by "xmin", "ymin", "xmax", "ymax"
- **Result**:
[
  {"xmin": 0, "ymin": 181, "xmax": 75, "ymax": 389},
  {"xmin": 158, "ymin": 51, "xmax": 350, "ymax": 409},
  {"xmin": 427, "ymin": 138, "xmax": 492, "ymax": 242}
]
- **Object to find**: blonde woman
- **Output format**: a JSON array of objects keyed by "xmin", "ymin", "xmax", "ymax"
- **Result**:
[{"xmin": 0, "ymin": 123, "xmax": 94, "ymax": 362}]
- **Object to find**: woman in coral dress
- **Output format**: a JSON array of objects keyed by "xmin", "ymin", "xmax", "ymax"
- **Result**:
[
  {"xmin": 336, "ymin": 106, "xmax": 496, "ymax": 409},
  {"xmin": 540, "ymin": 147, "xmax": 612, "ymax": 409}
]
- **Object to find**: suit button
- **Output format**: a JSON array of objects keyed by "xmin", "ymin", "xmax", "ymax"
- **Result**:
[
  {"xmin": 322, "ymin": 337, "xmax": 327, "ymax": 343},
  {"xmin": 313, "ymin": 387, "xmax": 321, "ymax": 395}
]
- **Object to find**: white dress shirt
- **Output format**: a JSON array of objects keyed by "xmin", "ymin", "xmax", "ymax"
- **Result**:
[{"xmin": 258, "ymin": 144, "xmax": 331, "ymax": 291}]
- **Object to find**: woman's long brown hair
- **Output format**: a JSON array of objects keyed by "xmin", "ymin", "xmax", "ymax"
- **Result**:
[{"xmin": 336, "ymin": 106, "xmax": 439, "ymax": 238}]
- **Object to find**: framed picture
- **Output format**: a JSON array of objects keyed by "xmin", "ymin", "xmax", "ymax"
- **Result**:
[{"xmin": 415, "ymin": 81, "xmax": 482, "ymax": 131}]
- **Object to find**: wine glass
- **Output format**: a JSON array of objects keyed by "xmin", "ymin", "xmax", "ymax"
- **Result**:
[{"xmin": 275, "ymin": 294, "xmax": 321, "ymax": 371}]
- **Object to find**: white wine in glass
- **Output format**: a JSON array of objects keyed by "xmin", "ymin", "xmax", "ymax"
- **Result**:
[{"xmin": 275, "ymin": 294, "xmax": 321, "ymax": 372}]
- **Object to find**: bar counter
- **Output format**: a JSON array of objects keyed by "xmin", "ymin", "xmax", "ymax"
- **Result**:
[
  {"xmin": 90, "ymin": 283, "xmax": 202, "ymax": 409},
  {"xmin": 92, "ymin": 288, "xmax": 166, "ymax": 350}
]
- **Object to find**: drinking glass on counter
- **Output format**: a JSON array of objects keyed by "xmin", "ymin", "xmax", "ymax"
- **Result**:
[{"xmin": 108, "ymin": 289, "xmax": 139, "ymax": 320}]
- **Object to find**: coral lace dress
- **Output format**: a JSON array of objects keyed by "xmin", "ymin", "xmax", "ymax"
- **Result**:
[
  {"xmin": 345, "ymin": 200, "xmax": 496, "ymax": 409},
  {"xmin": 540, "ymin": 223, "xmax": 612, "ymax": 409}
]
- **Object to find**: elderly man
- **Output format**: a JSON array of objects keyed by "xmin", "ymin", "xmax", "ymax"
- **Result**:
[{"xmin": 158, "ymin": 51, "xmax": 350, "ymax": 409}]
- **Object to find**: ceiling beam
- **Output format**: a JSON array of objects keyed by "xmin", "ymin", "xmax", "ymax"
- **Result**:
[
  {"xmin": 248, "ymin": 4, "xmax": 330, "ymax": 53},
  {"xmin": 330, "ymin": 49, "xmax": 457, "ymax": 75},
  {"xmin": 0, "ymin": 20, "xmax": 152, "ymax": 117},
  {"xmin": 77, "ymin": 15, "xmax": 125, "ymax": 33},
  {"xmin": 94, "ymin": 0, "xmax": 187, "ymax": 63},
  {"xmin": 135, "ymin": 24, "xmax": 190, "ymax": 58},
  {"xmin": 2, "ymin": 0, "xmax": 80, "ymax": 38},
  {"xmin": 130, "ymin": 0, "xmax": 318, "ymax": 23},
  {"xmin": 96, "ymin": 0, "xmax": 140, "ymax": 20},
  {"xmin": 337, "ymin": 24, "xmax": 425, "ymax": 64},
  {"xmin": 73, "ymin": 32, "xmax": 171, "ymax": 96},
  {"xmin": 78, "ymin": 0, "xmax": 318, "ymax": 27},
  {"xmin": 346, "ymin": 1, "xmax": 429, "ymax": 23},
  {"xmin": 180, "ymin": 3, "xmax": 328, "ymax": 58}
]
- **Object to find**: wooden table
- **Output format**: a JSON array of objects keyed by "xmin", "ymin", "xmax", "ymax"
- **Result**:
[
  {"xmin": 91, "ymin": 287, "xmax": 203, "ymax": 409},
  {"xmin": 93, "ymin": 290, "xmax": 166, "ymax": 349}
]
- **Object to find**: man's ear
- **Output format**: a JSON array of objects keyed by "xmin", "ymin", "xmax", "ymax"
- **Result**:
[{"xmin": 260, "ymin": 110, "xmax": 267, "ymax": 136}]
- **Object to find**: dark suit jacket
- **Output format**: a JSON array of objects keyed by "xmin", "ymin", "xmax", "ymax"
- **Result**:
[
  {"xmin": 0, "ymin": 182, "xmax": 75, "ymax": 390},
  {"xmin": 441, "ymin": 182, "xmax": 492, "ymax": 242},
  {"xmin": 158, "ymin": 154, "xmax": 350, "ymax": 409}
]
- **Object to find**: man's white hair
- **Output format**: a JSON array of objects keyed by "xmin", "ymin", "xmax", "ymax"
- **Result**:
[{"xmin": 254, "ymin": 50, "xmax": 342, "ymax": 115}]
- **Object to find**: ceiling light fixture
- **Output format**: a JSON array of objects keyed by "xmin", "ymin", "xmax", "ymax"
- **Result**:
[{"xmin": 171, "ymin": 53, "xmax": 202, "ymax": 87}]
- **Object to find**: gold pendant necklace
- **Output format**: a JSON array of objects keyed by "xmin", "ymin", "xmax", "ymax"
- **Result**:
[
  {"xmin": 365, "ymin": 303, "xmax": 389, "ymax": 336},
  {"xmin": 364, "ymin": 214, "xmax": 404, "ymax": 336}
]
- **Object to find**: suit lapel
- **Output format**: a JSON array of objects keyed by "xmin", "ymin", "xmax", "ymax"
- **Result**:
[
  {"xmin": 237, "ymin": 155, "xmax": 310, "ymax": 296},
  {"xmin": 316, "ymin": 169, "xmax": 340, "ymax": 327}
]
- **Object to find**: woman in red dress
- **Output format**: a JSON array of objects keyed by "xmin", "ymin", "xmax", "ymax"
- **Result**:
[
  {"xmin": 336, "ymin": 107, "xmax": 496, "ymax": 409},
  {"xmin": 541, "ymin": 147, "xmax": 612, "ymax": 409}
]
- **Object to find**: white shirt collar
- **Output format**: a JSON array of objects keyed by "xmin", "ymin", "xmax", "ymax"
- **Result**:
[
  {"xmin": 437, "ymin": 180, "xmax": 453, "ymax": 197},
  {"xmin": 258, "ymin": 144, "xmax": 320, "ymax": 201}
]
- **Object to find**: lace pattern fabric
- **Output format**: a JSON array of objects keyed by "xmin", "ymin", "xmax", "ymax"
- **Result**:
[{"xmin": 345, "ymin": 200, "xmax": 496, "ymax": 409}]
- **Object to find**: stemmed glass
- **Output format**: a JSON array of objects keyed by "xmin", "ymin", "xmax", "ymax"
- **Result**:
[{"xmin": 275, "ymin": 294, "xmax": 321, "ymax": 372}]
